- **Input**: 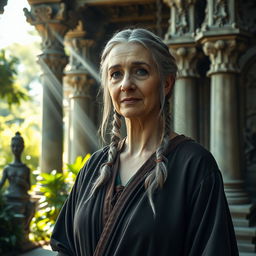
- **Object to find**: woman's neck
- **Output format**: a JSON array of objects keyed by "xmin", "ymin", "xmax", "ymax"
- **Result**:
[{"xmin": 124, "ymin": 116, "xmax": 164, "ymax": 157}]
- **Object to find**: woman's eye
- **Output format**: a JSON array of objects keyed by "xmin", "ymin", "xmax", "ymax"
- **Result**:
[
  {"xmin": 111, "ymin": 71, "xmax": 122, "ymax": 79},
  {"xmin": 136, "ymin": 68, "xmax": 148, "ymax": 76}
]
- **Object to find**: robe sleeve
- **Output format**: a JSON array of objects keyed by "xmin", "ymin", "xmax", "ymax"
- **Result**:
[
  {"xmin": 50, "ymin": 170, "xmax": 83, "ymax": 256},
  {"xmin": 184, "ymin": 170, "xmax": 239, "ymax": 256}
]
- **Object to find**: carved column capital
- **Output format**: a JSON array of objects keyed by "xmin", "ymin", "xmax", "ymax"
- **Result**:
[
  {"xmin": 172, "ymin": 46, "xmax": 200, "ymax": 78},
  {"xmin": 65, "ymin": 74, "xmax": 94, "ymax": 99},
  {"xmin": 38, "ymin": 53, "xmax": 68, "ymax": 80},
  {"xmin": 24, "ymin": 2, "xmax": 71, "ymax": 54},
  {"xmin": 202, "ymin": 37, "xmax": 246, "ymax": 75},
  {"xmin": 64, "ymin": 20, "xmax": 96, "ymax": 99}
]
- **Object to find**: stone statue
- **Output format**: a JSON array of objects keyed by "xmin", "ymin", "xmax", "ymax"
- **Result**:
[{"xmin": 0, "ymin": 132, "xmax": 35, "ymax": 244}]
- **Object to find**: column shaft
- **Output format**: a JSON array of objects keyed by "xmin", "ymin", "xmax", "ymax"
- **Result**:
[
  {"xmin": 41, "ymin": 71, "xmax": 63, "ymax": 172},
  {"xmin": 174, "ymin": 77, "xmax": 198, "ymax": 139},
  {"xmin": 210, "ymin": 73, "xmax": 240, "ymax": 180},
  {"xmin": 203, "ymin": 38, "xmax": 249, "ymax": 204},
  {"xmin": 70, "ymin": 93, "xmax": 94, "ymax": 162}
]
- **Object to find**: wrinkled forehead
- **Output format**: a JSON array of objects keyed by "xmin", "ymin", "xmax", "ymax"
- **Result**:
[{"xmin": 106, "ymin": 42, "xmax": 155, "ymax": 68}]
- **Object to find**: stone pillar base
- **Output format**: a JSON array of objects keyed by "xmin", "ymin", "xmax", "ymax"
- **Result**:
[
  {"xmin": 224, "ymin": 180, "xmax": 251, "ymax": 205},
  {"xmin": 229, "ymin": 204, "xmax": 256, "ymax": 254}
]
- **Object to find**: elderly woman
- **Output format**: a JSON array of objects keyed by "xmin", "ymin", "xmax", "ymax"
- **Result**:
[{"xmin": 50, "ymin": 28, "xmax": 238, "ymax": 256}]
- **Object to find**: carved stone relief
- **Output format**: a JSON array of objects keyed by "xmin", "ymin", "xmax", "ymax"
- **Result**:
[
  {"xmin": 200, "ymin": 0, "xmax": 231, "ymax": 31},
  {"xmin": 24, "ymin": 3, "xmax": 67, "ymax": 24},
  {"xmin": 164, "ymin": 0, "xmax": 204, "ymax": 41},
  {"xmin": 213, "ymin": 0, "xmax": 229, "ymax": 27},
  {"xmin": 24, "ymin": 3, "xmax": 69, "ymax": 54},
  {"xmin": 199, "ymin": 0, "xmax": 256, "ymax": 34}
]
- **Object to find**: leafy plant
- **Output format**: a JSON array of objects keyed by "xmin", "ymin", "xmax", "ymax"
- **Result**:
[
  {"xmin": 66, "ymin": 154, "xmax": 91, "ymax": 177},
  {"xmin": 30, "ymin": 154, "xmax": 91, "ymax": 242},
  {"xmin": 0, "ymin": 50, "xmax": 30, "ymax": 107},
  {"xmin": 0, "ymin": 190, "xmax": 24, "ymax": 254}
]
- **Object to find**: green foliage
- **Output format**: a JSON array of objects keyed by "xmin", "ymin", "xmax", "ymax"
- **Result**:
[
  {"xmin": 7, "ymin": 42, "xmax": 41, "ymax": 91},
  {"xmin": 0, "ymin": 101, "xmax": 40, "ymax": 172},
  {"xmin": 30, "ymin": 154, "xmax": 91, "ymax": 242},
  {"xmin": 0, "ymin": 191, "xmax": 24, "ymax": 254},
  {"xmin": 66, "ymin": 154, "xmax": 91, "ymax": 177},
  {"xmin": 0, "ymin": 50, "xmax": 30, "ymax": 107},
  {"xmin": 30, "ymin": 170, "xmax": 70, "ymax": 242}
]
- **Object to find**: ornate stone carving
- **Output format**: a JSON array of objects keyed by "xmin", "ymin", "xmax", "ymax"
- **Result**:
[
  {"xmin": 201, "ymin": 0, "xmax": 230, "ymax": 31},
  {"xmin": 198, "ymin": 0, "xmax": 249, "ymax": 35},
  {"xmin": 107, "ymin": 3, "xmax": 166, "ymax": 23},
  {"xmin": 64, "ymin": 20, "xmax": 95, "ymax": 98},
  {"xmin": 24, "ymin": 2, "xmax": 66, "ymax": 24},
  {"xmin": 39, "ymin": 53, "xmax": 68, "ymax": 79},
  {"xmin": 173, "ymin": 46, "xmax": 200, "ymax": 78},
  {"xmin": 65, "ymin": 21, "xmax": 94, "ymax": 73},
  {"xmin": 65, "ymin": 74, "xmax": 94, "ymax": 98},
  {"xmin": 213, "ymin": 0, "xmax": 229, "ymax": 27},
  {"xmin": 24, "ymin": 3, "xmax": 69, "ymax": 54},
  {"xmin": 202, "ymin": 38, "xmax": 245, "ymax": 75},
  {"xmin": 164, "ymin": 0, "xmax": 198, "ymax": 40}
]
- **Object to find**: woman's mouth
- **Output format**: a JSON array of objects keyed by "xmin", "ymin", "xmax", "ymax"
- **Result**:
[{"xmin": 121, "ymin": 97, "xmax": 141, "ymax": 103}]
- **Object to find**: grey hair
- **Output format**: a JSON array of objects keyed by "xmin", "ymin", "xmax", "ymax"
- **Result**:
[{"xmin": 93, "ymin": 28, "xmax": 177, "ymax": 214}]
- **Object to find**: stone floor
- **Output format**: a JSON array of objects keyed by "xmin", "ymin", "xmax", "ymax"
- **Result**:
[{"xmin": 18, "ymin": 245, "xmax": 57, "ymax": 256}]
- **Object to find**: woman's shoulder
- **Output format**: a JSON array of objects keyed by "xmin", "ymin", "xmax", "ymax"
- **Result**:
[
  {"xmin": 169, "ymin": 135, "xmax": 217, "ymax": 166},
  {"xmin": 167, "ymin": 135, "xmax": 220, "ymax": 184}
]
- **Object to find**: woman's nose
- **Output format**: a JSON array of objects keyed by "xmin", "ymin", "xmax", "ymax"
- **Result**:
[{"xmin": 120, "ymin": 74, "xmax": 135, "ymax": 91}]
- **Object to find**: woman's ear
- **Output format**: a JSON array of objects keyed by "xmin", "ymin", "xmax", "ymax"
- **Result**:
[{"xmin": 164, "ymin": 75, "xmax": 175, "ymax": 96}]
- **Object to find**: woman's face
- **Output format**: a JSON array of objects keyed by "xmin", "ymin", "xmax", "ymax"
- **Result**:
[{"xmin": 106, "ymin": 43, "xmax": 163, "ymax": 121}]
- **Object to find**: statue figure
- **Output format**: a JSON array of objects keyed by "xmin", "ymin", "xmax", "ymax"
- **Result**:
[{"xmin": 0, "ymin": 132, "xmax": 35, "ymax": 244}]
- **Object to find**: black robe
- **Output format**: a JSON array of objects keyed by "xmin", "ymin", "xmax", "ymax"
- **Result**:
[{"xmin": 50, "ymin": 135, "xmax": 239, "ymax": 256}]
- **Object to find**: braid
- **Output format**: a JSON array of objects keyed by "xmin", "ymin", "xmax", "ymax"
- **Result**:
[
  {"xmin": 90, "ymin": 111, "xmax": 122, "ymax": 195},
  {"xmin": 144, "ymin": 98, "xmax": 171, "ymax": 215}
]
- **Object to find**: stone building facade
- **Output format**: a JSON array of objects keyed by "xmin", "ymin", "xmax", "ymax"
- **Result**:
[{"xmin": 7, "ymin": 0, "xmax": 256, "ymax": 254}]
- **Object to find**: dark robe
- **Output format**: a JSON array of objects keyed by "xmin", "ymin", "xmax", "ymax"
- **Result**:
[{"xmin": 50, "ymin": 135, "xmax": 238, "ymax": 256}]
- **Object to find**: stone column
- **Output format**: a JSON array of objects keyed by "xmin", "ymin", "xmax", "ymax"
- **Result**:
[
  {"xmin": 24, "ymin": 1, "xmax": 69, "ymax": 172},
  {"xmin": 195, "ymin": 0, "xmax": 250, "ymax": 204},
  {"xmin": 197, "ymin": 1, "xmax": 256, "ymax": 253},
  {"xmin": 64, "ymin": 21, "xmax": 98, "ymax": 163},
  {"xmin": 203, "ymin": 38, "xmax": 249, "ymax": 204},
  {"xmin": 164, "ymin": 0, "xmax": 200, "ymax": 140},
  {"xmin": 172, "ymin": 46, "xmax": 200, "ymax": 139}
]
